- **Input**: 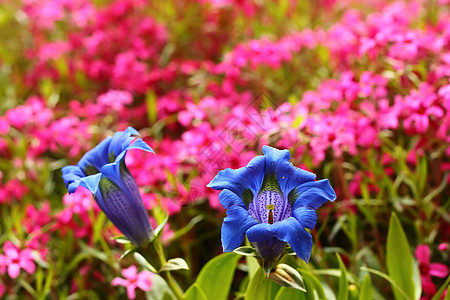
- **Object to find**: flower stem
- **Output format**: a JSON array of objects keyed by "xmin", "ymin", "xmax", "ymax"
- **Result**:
[{"xmin": 154, "ymin": 238, "xmax": 185, "ymax": 300}]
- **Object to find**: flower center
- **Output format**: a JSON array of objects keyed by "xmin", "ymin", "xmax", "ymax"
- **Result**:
[
  {"xmin": 248, "ymin": 190, "xmax": 291, "ymax": 224},
  {"xmin": 419, "ymin": 263, "xmax": 430, "ymax": 275}
]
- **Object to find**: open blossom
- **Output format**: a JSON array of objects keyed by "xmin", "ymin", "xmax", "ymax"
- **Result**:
[
  {"xmin": 415, "ymin": 244, "xmax": 449, "ymax": 297},
  {"xmin": 111, "ymin": 265, "xmax": 153, "ymax": 299},
  {"xmin": 62, "ymin": 127, "xmax": 154, "ymax": 247},
  {"xmin": 207, "ymin": 146, "xmax": 336, "ymax": 273},
  {"xmin": 0, "ymin": 242, "xmax": 36, "ymax": 279}
]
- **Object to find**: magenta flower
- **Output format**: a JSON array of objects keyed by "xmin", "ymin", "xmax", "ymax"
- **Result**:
[
  {"xmin": 111, "ymin": 265, "xmax": 153, "ymax": 299},
  {"xmin": 415, "ymin": 244, "xmax": 449, "ymax": 296},
  {"xmin": 0, "ymin": 242, "xmax": 35, "ymax": 279}
]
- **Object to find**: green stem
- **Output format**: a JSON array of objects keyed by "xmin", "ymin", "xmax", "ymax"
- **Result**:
[{"xmin": 154, "ymin": 239, "xmax": 185, "ymax": 300}]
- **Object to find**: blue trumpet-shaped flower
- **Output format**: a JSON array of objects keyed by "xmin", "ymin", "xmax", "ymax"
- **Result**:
[
  {"xmin": 62, "ymin": 127, "xmax": 154, "ymax": 247},
  {"xmin": 207, "ymin": 146, "xmax": 336, "ymax": 266}
]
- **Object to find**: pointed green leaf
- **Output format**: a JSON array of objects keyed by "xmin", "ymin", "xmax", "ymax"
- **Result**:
[
  {"xmin": 275, "ymin": 286, "xmax": 307, "ymax": 300},
  {"xmin": 134, "ymin": 252, "xmax": 158, "ymax": 273},
  {"xmin": 185, "ymin": 284, "xmax": 207, "ymax": 300},
  {"xmin": 386, "ymin": 213, "xmax": 415, "ymax": 300},
  {"xmin": 245, "ymin": 268, "xmax": 279, "ymax": 300},
  {"xmin": 268, "ymin": 263, "xmax": 306, "ymax": 292},
  {"xmin": 360, "ymin": 267, "xmax": 410, "ymax": 300},
  {"xmin": 358, "ymin": 274, "xmax": 373, "ymax": 300},
  {"xmin": 196, "ymin": 253, "xmax": 240, "ymax": 300},
  {"xmin": 298, "ymin": 269, "xmax": 327, "ymax": 300},
  {"xmin": 150, "ymin": 214, "xmax": 169, "ymax": 243},
  {"xmin": 119, "ymin": 247, "xmax": 136, "ymax": 260},
  {"xmin": 336, "ymin": 253, "xmax": 348, "ymax": 300},
  {"xmin": 159, "ymin": 258, "xmax": 189, "ymax": 272}
]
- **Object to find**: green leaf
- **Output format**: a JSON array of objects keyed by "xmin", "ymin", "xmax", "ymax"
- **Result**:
[
  {"xmin": 274, "ymin": 286, "xmax": 306, "ymax": 300},
  {"xmin": 336, "ymin": 253, "xmax": 348, "ymax": 300},
  {"xmin": 185, "ymin": 284, "xmax": 207, "ymax": 300},
  {"xmin": 298, "ymin": 269, "xmax": 327, "ymax": 300},
  {"xmin": 119, "ymin": 247, "xmax": 137, "ymax": 260},
  {"xmin": 386, "ymin": 213, "xmax": 415, "ymax": 300},
  {"xmin": 151, "ymin": 214, "xmax": 169, "ymax": 242},
  {"xmin": 146, "ymin": 274, "xmax": 176, "ymax": 300},
  {"xmin": 159, "ymin": 258, "xmax": 189, "ymax": 272},
  {"xmin": 358, "ymin": 274, "xmax": 373, "ymax": 300},
  {"xmin": 268, "ymin": 263, "xmax": 306, "ymax": 292},
  {"xmin": 360, "ymin": 267, "xmax": 410, "ymax": 300},
  {"xmin": 196, "ymin": 252, "xmax": 240, "ymax": 300},
  {"xmin": 245, "ymin": 268, "xmax": 279, "ymax": 300},
  {"xmin": 246, "ymin": 256, "xmax": 259, "ymax": 279},
  {"xmin": 134, "ymin": 252, "xmax": 158, "ymax": 273},
  {"xmin": 234, "ymin": 246, "xmax": 257, "ymax": 256}
]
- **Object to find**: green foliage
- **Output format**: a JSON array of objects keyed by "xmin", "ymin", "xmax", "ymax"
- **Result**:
[
  {"xmin": 386, "ymin": 213, "xmax": 415, "ymax": 300},
  {"xmin": 191, "ymin": 253, "xmax": 240, "ymax": 300}
]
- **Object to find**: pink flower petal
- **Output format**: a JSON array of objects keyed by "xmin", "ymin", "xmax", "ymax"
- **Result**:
[
  {"xmin": 8, "ymin": 264, "xmax": 20, "ymax": 279},
  {"xmin": 111, "ymin": 277, "xmax": 129, "ymax": 287},
  {"xmin": 137, "ymin": 271, "xmax": 153, "ymax": 291},
  {"xmin": 126, "ymin": 284, "xmax": 137, "ymax": 299},
  {"xmin": 415, "ymin": 244, "xmax": 430, "ymax": 264},
  {"xmin": 429, "ymin": 263, "xmax": 449, "ymax": 278},
  {"xmin": 122, "ymin": 265, "xmax": 137, "ymax": 280},
  {"xmin": 20, "ymin": 260, "xmax": 35, "ymax": 274}
]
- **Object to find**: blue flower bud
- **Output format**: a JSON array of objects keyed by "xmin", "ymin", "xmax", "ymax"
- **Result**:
[{"xmin": 62, "ymin": 127, "xmax": 154, "ymax": 247}]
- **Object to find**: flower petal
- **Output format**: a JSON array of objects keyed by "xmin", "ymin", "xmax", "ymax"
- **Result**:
[
  {"xmin": 95, "ymin": 172, "xmax": 152, "ymax": 247},
  {"xmin": 415, "ymin": 244, "xmax": 430, "ymax": 264},
  {"xmin": 79, "ymin": 173, "xmax": 102, "ymax": 196},
  {"xmin": 8, "ymin": 264, "xmax": 20, "ymax": 279},
  {"xmin": 292, "ymin": 206, "xmax": 317, "ymax": 230},
  {"xmin": 207, "ymin": 155, "xmax": 266, "ymax": 197},
  {"xmin": 78, "ymin": 136, "xmax": 112, "ymax": 173},
  {"xmin": 218, "ymin": 189, "xmax": 245, "ymax": 209},
  {"xmin": 429, "ymin": 263, "xmax": 449, "ymax": 278},
  {"xmin": 292, "ymin": 179, "xmax": 336, "ymax": 210},
  {"xmin": 245, "ymin": 223, "xmax": 286, "ymax": 261},
  {"xmin": 262, "ymin": 145, "xmax": 316, "ymax": 196},
  {"xmin": 112, "ymin": 277, "xmax": 128, "ymax": 287},
  {"xmin": 122, "ymin": 265, "xmax": 138, "ymax": 279},
  {"xmin": 108, "ymin": 128, "xmax": 139, "ymax": 162},
  {"xmin": 115, "ymin": 139, "xmax": 155, "ymax": 163},
  {"xmin": 221, "ymin": 205, "xmax": 258, "ymax": 252},
  {"xmin": 272, "ymin": 217, "xmax": 313, "ymax": 263},
  {"xmin": 136, "ymin": 271, "xmax": 153, "ymax": 291},
  {"xmin": 127, "ymin": 285, "xmax": 137, "ymax": 299},
  {"xmin": 61, "ymin": 165, "xmax": 85, "ymax": 193}
]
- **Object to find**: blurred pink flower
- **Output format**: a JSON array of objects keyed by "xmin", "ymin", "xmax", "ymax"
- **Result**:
[
  {"xmin": 402, "ymin": 84, "xmax": 444, "ymax": 133},
  {"xmin": 112, "ymin": 265, "xmax": 153, "ymax": 299},
  {"xmin": 415, "ymin": 244, "xmax": 449, "ymax": 296},
  {"xmin": 0, "ymin": 242, "xmax": 35, "ymax": 279},
  {"xmin": 97, "ymin": 90, "xmax": 133, "ymax": 111}
]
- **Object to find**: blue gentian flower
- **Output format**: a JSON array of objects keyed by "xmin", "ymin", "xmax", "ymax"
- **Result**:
[
  {"xmin": 207, "ymin": 146, "xmax": 336, "ymax": 269},
  {"xmin": 62, "ymin": 127, "xmax": 154, "ymax": 247}
]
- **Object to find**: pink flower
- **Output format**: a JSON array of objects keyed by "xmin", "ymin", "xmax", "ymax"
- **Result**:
[
  {"xmin": 112, "ymin": 265, "xmax": 153, "ymax": 299},
  {"xmin": 415, "ymin": 244, "xmax": 449, "ymax": 297},
  {"xmin": 0, "ymin": 242, "xmax": 36, "ymax": 279},
  {"xmin": 97, "ymin": 90, "xmax": 133, "ymax": 111}
]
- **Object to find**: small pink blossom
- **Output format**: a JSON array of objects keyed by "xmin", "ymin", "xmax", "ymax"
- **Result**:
[
  {"xmin": 415, "ymin": 244, "xmax": 449, "ymax": 297},
  {"xmin": 0, "ymin": 242, "xmax": 36, "ymax": 279},
  {"xmin": 97, "ymin": 90, "xmax": 133, "ymax": 111},
  {"xmin": 112, "ymin": 265, "xmax": 153, "ymax": 299}
]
